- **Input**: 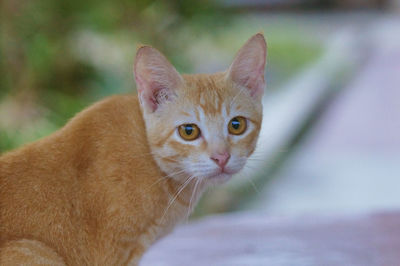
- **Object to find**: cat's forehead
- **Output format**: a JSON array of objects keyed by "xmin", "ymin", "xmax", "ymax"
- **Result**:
[
  {"xmin": 178, "ymin": 73, "xmax": 249, "ymax": 116},
  {"xmin": 182, "ymin": 73, "xmax": 228, "ymax": 97}
]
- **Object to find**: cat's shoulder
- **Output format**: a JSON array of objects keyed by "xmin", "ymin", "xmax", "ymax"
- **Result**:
[
  {"xmin": 55, "ymin": 94, "xmax": 144, "ymax": 145},
  {"xmin": 69, "ymin": 94, "xmax": 141, "ymax": 124},
  {"xmin": 85, "ymin": 94, "xmax": 140, "ymax": 114}
]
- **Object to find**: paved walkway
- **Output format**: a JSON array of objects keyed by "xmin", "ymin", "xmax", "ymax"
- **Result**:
[{"xmin": 141, "ymin": 211, "xmax": 400, "ymax": 266}]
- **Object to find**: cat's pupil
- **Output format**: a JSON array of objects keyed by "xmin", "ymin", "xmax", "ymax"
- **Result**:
[
  {"xmin": 185, "ymin": 125, "xmax": 193, "ymax": 135},
  {"xmin": 232, "ymin": 119, "xmax": 240, "ymax": 130}
]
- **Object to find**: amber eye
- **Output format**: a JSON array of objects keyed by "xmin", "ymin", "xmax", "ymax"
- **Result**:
[
  {"xmin": 178, "ymin": 124, "xmax": 201, "ymax": 141},
  {"xmin": 228, "ymin": 116, "xmax": 247, "ymax": 135}
]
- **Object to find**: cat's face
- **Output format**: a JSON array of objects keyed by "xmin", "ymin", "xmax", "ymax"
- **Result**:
[{"xmin": 134, "ymin": 34, "xmax": 266, "ymax": 184}]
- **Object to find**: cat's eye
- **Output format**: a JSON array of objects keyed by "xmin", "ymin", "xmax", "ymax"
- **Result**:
[
  {"xmin": 228, "ymin": 116, "xmax": 247, "ymax": 135},
  {"xmin": 178, "ymin": 124, "xmax": 201, "ymax": 141}
]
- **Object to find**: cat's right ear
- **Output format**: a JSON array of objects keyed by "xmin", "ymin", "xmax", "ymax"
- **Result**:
[{"xmin": 134, "ymin": 46, "xmax": 184, "ymax": 113}]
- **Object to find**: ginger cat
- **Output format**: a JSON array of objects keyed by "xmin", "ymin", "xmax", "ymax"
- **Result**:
[{"xmin": 0, "ymin": 33, "xmax": 267, "ymax": 265}]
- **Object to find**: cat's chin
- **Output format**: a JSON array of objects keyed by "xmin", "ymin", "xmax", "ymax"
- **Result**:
[{"xmin": 206, "ymin": 173, "xmax": 232, "ymax": 184}]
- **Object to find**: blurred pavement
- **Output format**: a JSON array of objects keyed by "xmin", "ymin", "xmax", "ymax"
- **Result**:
[{"xmin": 141, "ymin": 211, "xmax": 400, "ymax": 266}]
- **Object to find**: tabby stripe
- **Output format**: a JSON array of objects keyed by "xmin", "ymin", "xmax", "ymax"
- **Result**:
[{"xmin": 154, "ymin": 128, "xmax": 176, "ymax": 147}]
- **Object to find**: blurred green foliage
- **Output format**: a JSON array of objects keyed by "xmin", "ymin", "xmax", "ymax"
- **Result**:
[
  {"xmin": 0, "ymin": 0, "xmax": 322, "ymax": 153},
  {"xmin": 0, "ymin": 0, "xmax": 229, "ymax": 152}
]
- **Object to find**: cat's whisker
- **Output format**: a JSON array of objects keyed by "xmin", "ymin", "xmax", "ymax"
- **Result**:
[
  {"xmin": 146, "ymin": 169, "xmax": 186, "ymax": 190},
  {"xmin": 247, "ymin": 177, "xmax": 260, "ymax": 194},
  {"xmin": 167, "ymin": 175, "xmax": 194, "ymax": 205},
  {"xmin": 145, "ymin": 177, "xmax": 167, "ymax": 191},
  {"xmin": 161, "ymin": 177, "xmax": 192, "ymax": 221},
  {"xmin": 160, "ymin": 175, "xmax": 196, "ymax": 223},
  {"xmin": 187, "ymin": 178, "xmax": 201, "ymax": 219},
  {"xmin": 241, "ymin": 166, "xmax": 261, "ymax": 195}
]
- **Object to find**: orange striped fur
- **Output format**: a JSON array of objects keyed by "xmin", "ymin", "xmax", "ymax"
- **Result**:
[{"xmin": 0, "ymin": 33, "xmax": 266, "ymax": 265}]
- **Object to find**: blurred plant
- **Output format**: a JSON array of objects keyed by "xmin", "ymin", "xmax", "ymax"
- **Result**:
[
  {"xmin": 0, "ymin": 0, "xmax": 230, "ymax": 152},
  {"xmin": 1, "ymin": 0, "xmax": 227, "ymax": 97}
]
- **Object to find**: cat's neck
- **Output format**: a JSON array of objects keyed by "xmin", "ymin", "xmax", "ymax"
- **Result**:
[
  {"xmin": 116, "ymin": 177, "xmax": 206, "ymax": 265},
  {"xmin": 93, "ymin": 176, "xmax": 206, "ymax": 265}
]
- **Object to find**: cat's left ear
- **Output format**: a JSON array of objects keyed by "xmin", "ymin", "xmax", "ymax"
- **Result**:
[
  {"xmin": 227, "ymin": 33, "xmax": 267, "ymax": 99},
  {"xmin": 134, "ymin": 46, "xmax": 184, "ymax": 113}
]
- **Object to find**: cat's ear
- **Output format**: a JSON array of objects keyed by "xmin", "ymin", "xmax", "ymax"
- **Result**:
[
  {"xmin": 227, "ymin": 33, "xmax": 267, "ymax": 99},
  {"xmin": 134, "ymin": 46, "xmax": 184, "ymax": 113}
]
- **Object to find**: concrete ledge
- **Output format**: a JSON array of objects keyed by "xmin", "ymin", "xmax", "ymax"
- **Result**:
[{"xmin": 141, "ymin": 211, "xmax": 400, "ymax": 266}]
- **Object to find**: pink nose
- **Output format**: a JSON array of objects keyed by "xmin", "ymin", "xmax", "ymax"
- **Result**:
[{"xmin": 210, "ymin": 152, "xmax": 231, "ymax": 169}]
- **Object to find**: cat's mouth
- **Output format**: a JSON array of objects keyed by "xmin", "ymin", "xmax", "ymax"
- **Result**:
[
  {"xmin": 208, "ymin": 172, "xmax": 232, "ymax": 182},
  {"xmin": 206, "ymin": 167, "xmax": 237, "ymax": 181}
]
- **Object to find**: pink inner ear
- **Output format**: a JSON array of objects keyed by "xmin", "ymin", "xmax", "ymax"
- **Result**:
[
  {"xmin": 134, "ymin": 46, "xmax": 182, "ymax": 112},
  {"xmin": 137, "ymin": 81, "xmax": 174, "ymax": 112},
  {"xmin": 248, "ymin": 68, "xmax": 265, "ymax": 98},
  {"xmin": 228, "ymin": 34, "xmax": 267, "ymax": 98}
]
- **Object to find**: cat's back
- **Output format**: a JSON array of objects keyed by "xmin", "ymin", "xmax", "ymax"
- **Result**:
[
  {"xmin": 0, "ymin": 94, "xmax": 144, "ymax": 181},
  {"xmin": 0, "ymin": 94, "xmax": 143, "ymax": 169},
  {"xmin": 0, "ymin": 95, "xmax": 148, "ymax": 244}
]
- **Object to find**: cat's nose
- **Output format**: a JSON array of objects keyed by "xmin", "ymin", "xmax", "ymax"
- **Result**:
[{"xmin": 210, "ymin": 152, "xmax": 231, "ymax": 169}]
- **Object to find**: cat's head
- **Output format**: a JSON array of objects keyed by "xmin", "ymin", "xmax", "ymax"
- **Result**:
[{"xmin": 134, "ymin": 33, "xmax": 266, "ymax": 184}]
